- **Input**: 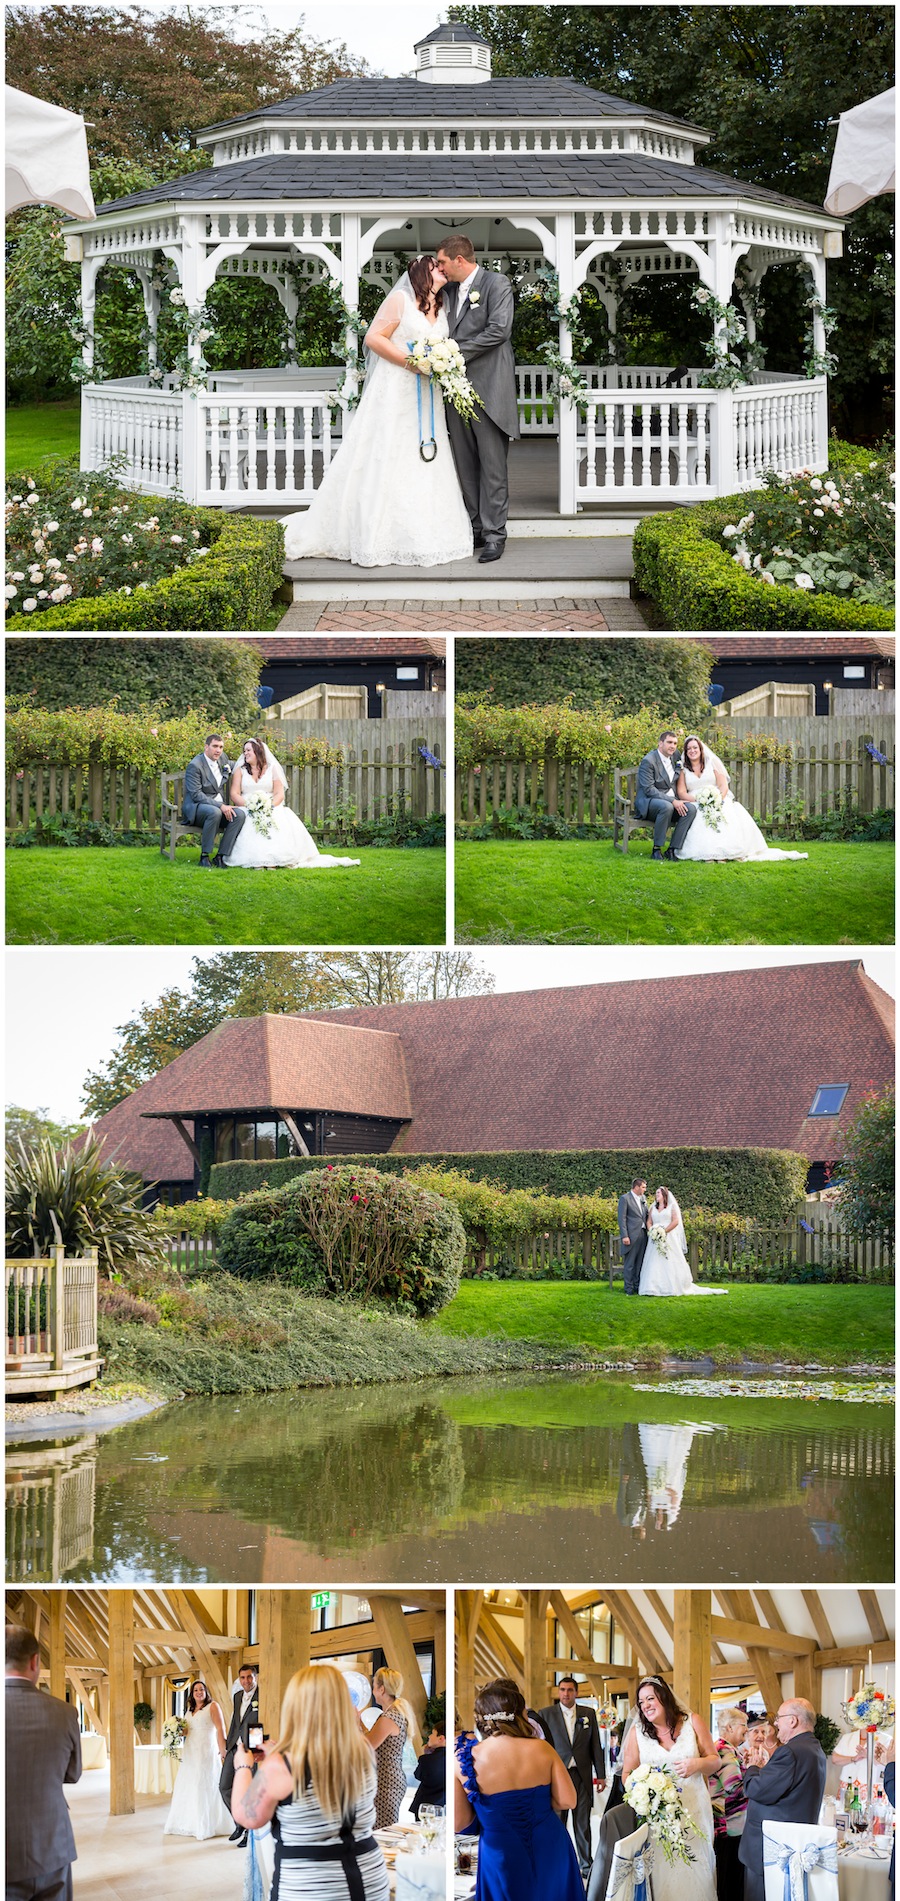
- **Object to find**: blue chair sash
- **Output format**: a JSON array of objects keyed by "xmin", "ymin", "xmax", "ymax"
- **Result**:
[
  {"xmin": 762, "ymin": 1834, "xmax": 838, "ymax": 1901},
  {"xmin": 609, "ymin": 1842, "xmax": 650, "ymax": 1901}
]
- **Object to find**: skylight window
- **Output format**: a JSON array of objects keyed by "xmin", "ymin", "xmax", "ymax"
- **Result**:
[{"xmin": 808, "ymin": 1085, "xmax": 850, "ymax": 1117}]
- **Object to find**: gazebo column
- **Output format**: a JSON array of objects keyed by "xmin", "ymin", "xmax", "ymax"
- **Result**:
[
  {"xmin": 176, "ymin": 211, "xmax": 209, "ymax": 501},
  {"xmin": 555, "ymin": 212, "xmax": 578, "ymax": 515},
  {"xmin": 109, "ymin": 1591, "xmax": 136, "ymax": 1816},
  {"xmin": 708, "ymin": 214, "xmax": 742, "ymax": 494},
  {"xmin": 340, "ymin": 212, "xmax": 362, "ymax": 398},
  {"xmin": 79, "ymin": 254, "xmax": 103, "ymax": 373}
]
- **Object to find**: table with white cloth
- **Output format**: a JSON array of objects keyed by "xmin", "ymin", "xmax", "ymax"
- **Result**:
[
  {"xmin": 133, "ymin": 1745, "xmax": 179, "ymax": 1794},
  {"xmin": 79, "ymin": 1732, "xmax": 107, "ymax": 1769},
  {"xmin": 838, "ymin": 1846, "xmax": 892, "ymax": 1901}
]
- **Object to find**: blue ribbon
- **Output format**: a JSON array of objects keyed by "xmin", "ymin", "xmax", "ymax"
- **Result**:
[
  {"xmin": 762, "ymin": 1833, "xmax": 839, "ymax": 1901},
  {"xmin": 416, "ymin": 361, "xmax": 437, "ymax": 462},
  {"xmin": 609, "ymin": 1845, "xmax": 649, "ymax": 1899}
]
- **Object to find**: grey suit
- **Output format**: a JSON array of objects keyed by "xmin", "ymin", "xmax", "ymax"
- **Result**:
[
  {"xmin": 219, "ymin": 1683, "xmax": 260, "ymax": 1813},
  {"xmin": 586, "ymin": 1800, "xmax": 639, "ymax": 1901},
  {"xmin": 617, "ymin": 1189, "xmax": 649, "ymax": 1295},
  {"xmin": 445, "ymin": 267, "xmax": 519, "ymax": 543},
  {"xmin": 739, "ymin": 1732, "xmax": 826, "ymax": 1901},
  {"xmin": 182, "ymin": 751, "xmax": 246, "ymax": 861},
  {"xmin": 6, "ymin": 1676, "xmax": 82, "ymax": 1901},
  {"xmin": 634, "ymin": 748, "xmax": 698, "ymax": 855},
  {"xmin": 539, "ymin": 1700, "xmax": 607, "ymax": 1874}
]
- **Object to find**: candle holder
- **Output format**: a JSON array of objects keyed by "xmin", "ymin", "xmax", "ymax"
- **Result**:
[{"xmin": 840, "ymin": 1684, "xmax": 894, "ymax": 1857}]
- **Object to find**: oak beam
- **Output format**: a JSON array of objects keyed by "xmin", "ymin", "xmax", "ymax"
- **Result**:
[
  {"xmin": 674, "ymin": 1591, "xmax": 710, "ymax": 1716},
  {"xmin": 257, "ymin": 1591, "xmax": 312, "ymax": 1740},
  {"xmin": 370, "ymin": 1595, "xmax": 428, "ymax": 1737},
  {"xmin": 108, "ymin": 1592, "xmax": 135, "ymax": 1816}
]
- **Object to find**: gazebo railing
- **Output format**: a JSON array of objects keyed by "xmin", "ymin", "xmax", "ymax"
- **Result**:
[{"xmin": 83, "ymin": 385, "xmax": 182, "ymax": 495}]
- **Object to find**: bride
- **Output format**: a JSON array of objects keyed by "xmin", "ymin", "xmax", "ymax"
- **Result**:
[
  {"xmin": 620, "ymin": 1676, "xmax": 718, "ymax": 1901},
  {"xmin": 640, "ymin": 1189, "xmax": 727, "ymax": 1297},
  {"xmin": 163, "ymin": 1681, "xmax": 232, "ymax": 1840},
  {"xmin": 226, "ymin": 739, "xmax": 360, "ymax": 871},
  {"xmin": 675, "ymin": 735, "xmax": 808, "ymax": 862},
  {"xmin": 280, "ymin": 254, "xmax": 473, "ymax": 568}
]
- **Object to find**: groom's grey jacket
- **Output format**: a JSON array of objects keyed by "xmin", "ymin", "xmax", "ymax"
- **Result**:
[
  {"xmin": 182, "ymin": 751, "xmax": 237, "ymax": 821},
  {"xmin": 446, "ymin": 268, "xmax": 520, "ymax": 438},
  {"xmin": 634, "ymin": 748, "xmax": 686, "ymax": 816},
  {"xmin": 618, "ymin": 1190, "xmax": 648, "ymax": 1253}
]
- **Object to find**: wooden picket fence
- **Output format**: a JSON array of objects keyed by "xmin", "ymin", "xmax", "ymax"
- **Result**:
[
  {"xmin": 462, "ymin": 1218, "xmax": 893, "ymax": 1283},
  {"xmin": 6, "ymin": 1248, "xmax": 102, "ymax": 1395},
  {"xmin": 455, "ymin": 734, "xmax": 893, "ymax": 829},
  {"xmin": 7, "ymin": 737, "xmax": 446, "ymax": 834}
]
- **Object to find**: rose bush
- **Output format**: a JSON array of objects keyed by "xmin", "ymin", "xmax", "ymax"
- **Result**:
[
  {"xmin": 5, "ymin": 463, "xmax": 215, "ymax": 617},
  {"xmin": 721, "ymin": 450, "xmax": 894, "ymax": 604}
]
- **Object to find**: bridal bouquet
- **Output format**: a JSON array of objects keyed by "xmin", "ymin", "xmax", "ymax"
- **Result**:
[
  {"xmin": 648, "ymin": 1224, "xmax": 669, "ymax": 1256},
  {"xmin": 696, "ymin": 786, "xmax": 725, "ymax": 832},
  {"xmin": 162, "ymin": 1716, "xmax": 188, "ymax": 1758},
  {"xmin": 624, "ymin": 1764, "xmax": 702, "ymax": 1865},
  {"xmin": 406, "ymin": 337, "xmax": 483, "ymax": 423},
  {"xmin": 246, "ymin": 789, "xmax": 275, "ymax": 838}
]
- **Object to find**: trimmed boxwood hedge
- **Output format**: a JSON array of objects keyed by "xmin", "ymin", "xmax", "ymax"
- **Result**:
[
  {"xmin": 209, "ymin": 1146, "xmax": 808, "ymax": 1224},
  {"xmin": 5, "ymin": 513, "xmax": 284, "ymax": 632},
  {"xmin": 633, "ymin": 497, "xmax": 894, "ymax": 633}
]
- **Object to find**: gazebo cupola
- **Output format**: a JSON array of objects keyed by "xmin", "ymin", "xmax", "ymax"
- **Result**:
[{"xmin": 414, "ymin": 21, "xmax": 492, "ymax": 84}]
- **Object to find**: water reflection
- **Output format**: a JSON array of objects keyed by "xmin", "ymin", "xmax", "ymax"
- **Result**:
[{"xmin": 5, "ymin": 1373, "xmax": 893, "ymax": 1584}]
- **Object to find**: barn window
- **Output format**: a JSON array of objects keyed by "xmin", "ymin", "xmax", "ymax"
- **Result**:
[{"xmin": 808, "ymin": 1084, "xmax": 850, "ymax": 1117}]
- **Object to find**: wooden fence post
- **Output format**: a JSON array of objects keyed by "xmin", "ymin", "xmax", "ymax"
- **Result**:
[
  {"xmin": 859, "ymin": 735, "xmax": 875, "ymax": 815},
  {"xmin": 51, "ymin": 1244, "xmax": 65, "ymax": 1372}
]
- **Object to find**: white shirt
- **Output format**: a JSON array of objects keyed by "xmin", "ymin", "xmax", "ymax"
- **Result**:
[
  {"xmin": 456, "ymin": 266, "xmax": 479, "ymax": 313},
  {"xmin": 205, "ymin": 754, "xmax": 224, "ymax": 803},
  {"xmin": 560, "ymin": 1703, "xmax": 577, "ymax": 1759},
  {"xmin": 239, "ymin": 1688, "xmax": 254, "ymax": 1717},
  {"xmin": 658, "ymin": 750, "xmax": 675, "ymax": 783}
]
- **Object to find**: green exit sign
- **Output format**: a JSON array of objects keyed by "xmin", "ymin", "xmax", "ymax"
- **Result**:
[{"xmin": 312, "ymin": 1592, "xmax": 333, "ymax": 1610}]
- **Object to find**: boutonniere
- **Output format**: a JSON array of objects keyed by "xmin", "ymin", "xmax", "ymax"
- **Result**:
[{"xmin": 468, "ymin": 290, "xmax": 481, "ymax": 306}]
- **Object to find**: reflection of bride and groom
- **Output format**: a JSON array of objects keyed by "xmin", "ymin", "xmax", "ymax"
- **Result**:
[
  {"xmin": 182, "ymin": 735, "xmax": 359, "ymax": 871},
  {"xmin": 281, "ymin": 236, "xmax": 518, "ymax": 569},
  {"xmin": 616, "ymin": 1418, "xmax": 721, "ymax": 1537},
  {"xmin": 617, "ymin": 1179, "xmax": 728, "ymax": 1299}
]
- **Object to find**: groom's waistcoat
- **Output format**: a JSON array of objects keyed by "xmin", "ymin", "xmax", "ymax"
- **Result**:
[
  {"xmin": 182, "ymin": 752, "xmax": 234, "ymax": 819},
  {"xmin": 447, "ymin": 269, "xmax": 520, "ymax": 438}
]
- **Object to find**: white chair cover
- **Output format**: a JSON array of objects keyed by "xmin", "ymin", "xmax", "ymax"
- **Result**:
[
  {"xmin": 6, "ymin": 84, "xmax": 95, "ymax": 218},
  {"xmin": 607, "ymin": 1820, "xmax": 653, "ymax": 1900},
  {"xmin": 824, "ymin": 87, "xmax": 895, "ymax": 214},
  {"xmin": 762, "ymin": 1821, "xmax": 839, "ymax": 1901}
]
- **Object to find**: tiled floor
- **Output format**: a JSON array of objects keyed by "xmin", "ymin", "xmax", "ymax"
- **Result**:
[{"xmin": 69, "ymin": 1769, "xmax": 244, "ymax": 1900}]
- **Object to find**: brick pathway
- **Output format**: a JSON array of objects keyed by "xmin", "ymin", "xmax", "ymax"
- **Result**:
[{"xmin": 278, "ymin": 598, "xmax": 650, "ymax": 632}]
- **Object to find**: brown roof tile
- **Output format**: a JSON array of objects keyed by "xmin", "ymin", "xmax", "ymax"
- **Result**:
[
  {"xmin": 238, "ymin": 636, "xmax": 446, "ymax": 661},
  {"xmin": 694, "ymin": 636, "xmax": 895, "ymax": 659},
  {"xmin": 138, "ymin": 1015, "xmax": 411, "ymax": 1121}
]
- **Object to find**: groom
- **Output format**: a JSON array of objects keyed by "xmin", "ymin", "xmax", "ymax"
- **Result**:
[
  {"xmin": 635, "ymin": 730, "xmax": 697, "ymax": 861},
  {"xmin": 618, "ymin": 1177, "xmax": 649, "ymax": 1296},
  {"xmin": 435, "ymin": 235, "xmax": 520, "ymax": 563},
  {"xmin": 220, "ymin": 1664, "xmax": 260, "ymax": 1846},
  {"xmin": 182, "ymin": 734, "xmax": 246, "ymax": 869}
]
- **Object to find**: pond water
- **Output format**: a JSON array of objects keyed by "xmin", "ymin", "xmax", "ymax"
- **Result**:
[{"xmin": 6, "ymin": 1371, "xmax": 892, "ymax": 1585}]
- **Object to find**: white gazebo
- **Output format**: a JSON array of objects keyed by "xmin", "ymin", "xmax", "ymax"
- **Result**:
[{"xmin": 65, "ymin": 22, "xmax": 845, "ymax": 517}]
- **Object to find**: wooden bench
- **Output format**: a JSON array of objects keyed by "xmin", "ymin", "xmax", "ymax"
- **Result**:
[
  {"xmin": 159, "ymin": 770, "xmax": 204, "ymax": 861},
  {"xmin": 613, "ymin": 766, "xmax": 657, "ymax": 853}
]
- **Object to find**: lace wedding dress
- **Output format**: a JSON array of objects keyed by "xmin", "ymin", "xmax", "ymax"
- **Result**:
[
  {"xmin": 163, "ymin": 1706, "xmax": 232, "ymax": 1840},
  {"xmin": 678, "ymin": 754, "xmax": 808, "ymax": 862},
  {"xmin": 636, "ymin": 1719, "xmax": 717, "ymax": 1901},
  {"xmin": 640, "ymin": 1196, "xmax": 726, "ymax": 1297},
  {"xmin": 280, "ymin": 290, "xmax": 473, "ymax": 567},
  {"xmin": 226, "ymin": 766, "xmax": 360, "ymax": 870}
]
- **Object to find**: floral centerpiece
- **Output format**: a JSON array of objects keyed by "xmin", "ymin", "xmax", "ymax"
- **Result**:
[
  {"xmin": 624, "ymin": 1763, "xmax": 701, "ymax": 1865},
  {"xmin": 648, "ymin": 1224, "xmax": 669, "ymax": 1257},
  {"xmin": 162, "ymin": 1716, "xmax": 188, "ymax": 1758},
  {"xmin": 406, "ymin": 337, "xmax": 483, "ymax": 424},
  {"xmin": 841, "ymin": 1685, "xmax": 895, "ymax": 1732},
  {"xmin": 696, "ymin": 786, "xmax": 725, "ymax": 832},
  {"xmin": 246, "ymin": 789, "xmax": 275, "ymax": 838}
]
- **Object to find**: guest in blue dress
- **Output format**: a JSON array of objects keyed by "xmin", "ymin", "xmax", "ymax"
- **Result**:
[{"xmin": 454, "ymin": 1678, "xmax": 585, "ymax": 1901}]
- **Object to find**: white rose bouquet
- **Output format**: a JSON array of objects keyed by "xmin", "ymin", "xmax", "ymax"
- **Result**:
[
  {"xmin": 648, "ymin": 1224, "xmax": 669, "ymax": 1257},
  {"xmin": 624, "ymin": 1763, "xmax": 701, "ymax": 1865},
  {"xmin": 246, "ymin": 789, "xmax": 275, "ymax": 838},
  {"xmin": 406, "ymin": 336, "xmax": 483, "ymax": 424},
  {"xmin": 162, "ymin": 1716, "xmax": 188, "ymax": 1757},
  {"xmin": 696, "ymin": 786, "xmax": 725, "ymax": 832}
]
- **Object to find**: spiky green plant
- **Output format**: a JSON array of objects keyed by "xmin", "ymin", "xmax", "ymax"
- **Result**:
[{"xmin": 5, "ymin": 1134, "xmax": 167, "ymax": 1278}]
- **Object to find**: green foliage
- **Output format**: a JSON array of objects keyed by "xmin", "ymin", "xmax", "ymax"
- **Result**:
[
  {"xmin": 6, "ymin": 636, "xmax": 261, "ymax": 728},
  {"xmin": 423, "ymin": 1692, "xmax": 446, "ymax": 1737},
  {"xmin": 5, "ymin": 1104, "xmax": 87, "ymax": 1151},
  {"xmin": 455, "ymin": 638, "xmax": 713, "ymax": 721},
  {"xmin": 209, "ymin": 1148, "xmax": 808, "ymax": 1225},
  {"xmin": 5, "ymin": 1133, "xmax": 167, "ymax": 1277},
  {"xmin": 814, "ymin": 1716, "xmax": 842, "ymax": 1758},
  {"xmin": 455, "ymin": 701, "xmax": 704, "ymax": 774},
  {"xmin": 5, "ymin": 462, "xmax": 220, "ymax": 615},
  {"xmin": 218, "ymin": 1166, "xmax": 466, "ymax": 1317},
  {"xmin": 721, "ymin": 451, "xmax": 894, "ymax": 605},
  {"xmin": 7, "ymin": 701, "xmax": 241, "ymax": 776},
  {"xmin": 133, "ymin": 1702, "xmax": 155, "ymax": 1730},
  {"xmin": 836, "ymin": 1085, "xmax": 894, "ymax": 1237}
]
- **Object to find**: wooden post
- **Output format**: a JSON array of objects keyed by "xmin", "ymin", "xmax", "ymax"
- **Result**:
[
  {"xmin": 433, "ymin": 1602, "xmax": 447, "ymax": 1699},
  {"xmin": 49, "ymin": 1589, "xmax": 68, "ymax": 1703},
  {"xmin": 456, "ymin": 1592, "xmax": 484, "ymax": 1733},
  {"xmin": 51, "ymin": 1245, "xmax": 66, "ymax": 1373},
  {"xmin": 522, "ymin": 1592, "xmax": 550, "ymax": 1714},
  {"xmin": 256, "ymin": 1592, "xmax": 312, "ymax": 1742},
  {"xmin": 370, "ymin": 1595, "xmax": 428, "ymax": 1736},
  {"xmin": 108, "ymin": 1591, "xmax": 135, "ymax": 1816},
  {"xmin": 673, "ymin": 1591, "xmax": 710, "ymax": 1718}
]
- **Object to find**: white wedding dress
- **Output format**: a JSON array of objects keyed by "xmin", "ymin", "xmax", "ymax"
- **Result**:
[
  {"xmin": 163, "ymin": 1706, "xmax": 232, "ymax": 1840},
  {"xmin": 280, "ymin": 290, "xmax": 473, "ymax": 568},
  {"xmin": 678, "ymin": 753, "xmax": 808, "ymax": 862},
  {"xmin": 636, "ymin": 1718, "xmax": 717, "ymax": 1901},
  {"xmin": 226, "ymin": 765, "xmax": 359, "ymax": 870},
  {"xmin": 640, "ymin": 1197, "xmax": 727, "ymax": 1297}
]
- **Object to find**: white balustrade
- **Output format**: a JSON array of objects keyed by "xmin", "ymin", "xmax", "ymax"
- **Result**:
[
  {"xmin": 577, "ymin": 390, "xmax": 714, "ymax": 499},
  {"xmin": 732, "ymin": 378, "xmax": 826, "ymax": 486},
  {"xmin": 82, "ymin": 385, "xmax": 182, "ymax": 494},
  {"xmin": 207, "ymin": 124, "xmax": 700, "ymax": 163},
  {"xmin": 197, "ymin": 393, "xmax": 341, "ymax": 505}
]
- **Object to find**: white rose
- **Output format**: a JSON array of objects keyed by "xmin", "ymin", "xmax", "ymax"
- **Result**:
[
  {"xmin": 813, "ymin": 508, "xmax": 824, "ymax": 517},
  {"xmin": 760, "ymin": 569, "xmax": 776, "ymax": 584},
  {"xmin": 90, "ymin": 537, "xmax": 104, "ymax": 553},
  {"xmin": 5, "ymin": 585, "xmax": 18, "ymax": 598},
  {"xmin": 170, "ymin": 288, "xmax": 186, "ymax": 306},
  {"xmin": 809, "ymin": 477, "xmax": 823, "ymax": 490},
  {"xmin": 795, "ymin": 572, "xmax": 814, "ymax": 589},
  {"xmin": 23, "ymin": 597, "xmax": 38, "ymax": 611},
  {"xmin": 45, "ymin": 520, "xmax": 59, "ymax": 532},
  {"xmin": 722, "ymin": 524, "xmax": 739, "ymax": 538},
  {"xmin": 663, "ymin": 1785, "xmax": 679, "ymax": 1805}
]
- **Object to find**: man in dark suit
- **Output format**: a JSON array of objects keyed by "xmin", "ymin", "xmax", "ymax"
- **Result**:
[
  {"xmin": 617, "ymin": 1178, "xmax": 649, "ymax": 1296},
  {"xmin": 6, "ymin": 1622, "xmax": 82, "ymax": 1901},
  {"xmin": 538, "ymin": 1676, "xmax": 608, "ymax": 1879},
  {"xmin": 220, "ymin": 1664, "xmax": 260, "ymax": 1846},
  {"xmin": 739, "ymin": 1698, "xmax": 826, "ymax": 1901},
  {"xmin": 181, "ymin": 733, "xmax": 246, "ymax": 868},
  {"xmin": 634, "ymin": 730, "xmax": 697, "ymax": 861},
  {"xmin": 435, "ymin": 235, "xmax": 519, "ymax": 564}
]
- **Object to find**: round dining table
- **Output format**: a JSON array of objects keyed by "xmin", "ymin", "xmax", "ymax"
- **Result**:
[
  {"xmin": 838, "ymin": 1845, "xmax": 892, "ymax": 1901},
  {"xmin": 79, "ymin": 1731, "xmax": 107, "ymax": 1770},
  {"xmin": 133, "ymin": 1745, "xmax": 179, "ymax": 1795}
]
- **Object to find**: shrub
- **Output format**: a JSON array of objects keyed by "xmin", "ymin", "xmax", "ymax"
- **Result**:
[
  {"xmin": 454, "ymin": 701, "xmax": 712, "ymax": 775},
  {"xmin": 835, "ymin": 1084, "xmax": 894, "ymax": 1237},
  {"xmin": 5, "ymin": 464, "xmax": 219, "ymax": 617},
  {"xmin": 97, "ymin": 1283, "xmax": 161, "ymax": 1326},
  {"xmin": 5, "ymin": 1134, "xmax": 167, "ymax": 1278},
  {"xmin": 5, "ymin": 701, "xmax": 343, "ymax": 777},
  {"xmin": 209, "ymin": 1148, "xmax": 808, "ymax": 1226},
  {"xmin": 6, "ymin": 635, "xmax": 262, "ymax": 727},
  {"xmin": 217, "ymin": 1165, "xmax": 465, "ymax": 1317},
  {"xmin": 721, "ymin": 455, "xmax": 894, "ymax": 604},
  {"xmin": 455, "ymin": 637, "xmax": 713, "ymax": 722}
]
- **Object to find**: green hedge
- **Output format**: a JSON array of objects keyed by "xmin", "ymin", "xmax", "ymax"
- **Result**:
[
  {"xmin": 6, "ymin": 637, "xmax": 262, "ymax": 726},
  {"xmin": 6, "ymin": 514, "xmax": 284, "ymax": 632},
  {"xmin": 455, "ymin": 637, "xmax": 713, "ymax": 723},
  {"xmin": 209, "ymin": 1146, "xmax": 808, "ymax": 1224},
  {"xmin": 633, "ymin": 496, "xmax": 894, "ymax": 632}
]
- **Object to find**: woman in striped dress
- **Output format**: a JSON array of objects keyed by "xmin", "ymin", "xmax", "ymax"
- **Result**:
[
  {"xmin": 230, "ymin": 1665, "xmax": 389, "ymax": 1900},
  {"xmin": 363, "ymin": 1668, "xmax": 416, "ymax": 1829}
]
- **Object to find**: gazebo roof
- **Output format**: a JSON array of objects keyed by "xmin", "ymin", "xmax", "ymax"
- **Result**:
[
  {"xmin": 195, "ymin": 77, "xmax": 707, "ymax": 136},
  {"xmin": 414, "ymin": 22, "xmax": 493, "ymax": 49},
  {"xmin": 95, "ymin": 150, "xmax": 837, "ymax": 218}
]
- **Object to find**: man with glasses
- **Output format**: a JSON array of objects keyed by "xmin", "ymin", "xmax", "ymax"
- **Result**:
[{"xmin": 739, "ymin": 1698, "xmax": 826, "ymax": 1901}]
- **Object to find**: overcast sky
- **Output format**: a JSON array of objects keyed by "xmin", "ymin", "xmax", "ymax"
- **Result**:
[
  {"xmin": 6, "ymin": 946, "xmax": 894, "ymax": 1123},
  {"xmin": 14, "ymin": 2, "xmax": 446, "ymax": 77}
]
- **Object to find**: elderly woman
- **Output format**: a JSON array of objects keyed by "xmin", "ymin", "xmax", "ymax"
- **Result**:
[{"xmin": 708, "ymin": 1707, "xmax": 749, "ymax": 1900}]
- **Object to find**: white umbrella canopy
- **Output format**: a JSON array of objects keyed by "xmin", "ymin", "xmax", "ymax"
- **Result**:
[
  {"xmin": 824, "ymin": 86, "xmax": 895, "ymax": 215},
  {"xmin": 6, "ymin": 83, "xmax": 95, "ymax": 219}
]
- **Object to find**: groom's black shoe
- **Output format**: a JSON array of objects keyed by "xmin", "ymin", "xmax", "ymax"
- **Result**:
[
  {"xmin": 211, "ymin": 854, "xmax": 227, "ymax": 867},
  {"xmin": 663, "ymin": 847, "xmax": 678, "ymax": 861},
  {"xmin": 651, "ymin": 848, "xmax": 664, "ymax": 861},
  {"xmin": 478, "ymin": 538, "xmax": 505, "ymax": 563},
  {"xmin": 199, "ymin": 854, "xmax": 213, "ymax": 869},
  {"xmin": 228, "ymin": 1826, "xmax": 245, "ymax": 1842}
]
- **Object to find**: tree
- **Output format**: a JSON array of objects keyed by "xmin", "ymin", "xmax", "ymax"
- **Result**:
[
  {"xmin": 454, "ymin": 4, "xmax": 895, "ymax": 435},
  {"xmin": 835, "ymin": 1083, "xmax": 894, "ymax": 1236},
  {"xmin": 5, "ymin": 1104, "xmax": 87, "ymax": 1152},
  {"xmin": 82, "ymin": 951, "xmax": 496, "ymax": 1116}
]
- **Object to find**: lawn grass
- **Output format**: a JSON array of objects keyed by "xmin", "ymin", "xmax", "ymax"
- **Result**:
[
  {"xmin": 454, "ymin": 837, "xmax": 894, "ymax": 944},
  {"xmin": 6, "ymin": 401, "xmax": 81, "ymax": 473},
  {"xmin": 5, "ymin": 845, "xmax": 446, "ymax": 945},
  {"xmin": 431, "ymin": 1280, "xmax": 894, "ymax": 1367}
]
